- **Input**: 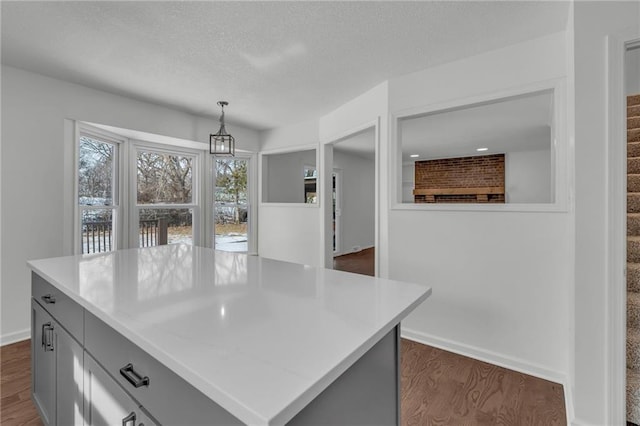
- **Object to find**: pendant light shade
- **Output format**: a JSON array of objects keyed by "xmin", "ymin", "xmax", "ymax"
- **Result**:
[{"xmin": 210, "ymin": 101, "xmax": 235, "ymax": 156}]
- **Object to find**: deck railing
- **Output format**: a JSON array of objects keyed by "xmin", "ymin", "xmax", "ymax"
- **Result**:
[{"xmin": 82, "ymin": 219, "xmax": 168, "ymax": 254}]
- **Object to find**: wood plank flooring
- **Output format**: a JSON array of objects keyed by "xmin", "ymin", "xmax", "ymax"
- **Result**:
[
  {"xmin": 1, "ymin": 340, "xmax": 42, "ymax": 426},
  {"xmin": 401, "ymin": 339, "xmax": 565, "ymax": 426},
  {"xmin": 333, "ymin": 247, "xmax": 375, "ymax": 276}
]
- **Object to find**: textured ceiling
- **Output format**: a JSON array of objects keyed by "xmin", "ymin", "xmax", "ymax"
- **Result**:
[{"xmin": 1, "ymin": 1, "xmax": 569, "ymax": 130}]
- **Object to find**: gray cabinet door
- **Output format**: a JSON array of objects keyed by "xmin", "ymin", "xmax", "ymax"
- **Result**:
[
  {"xmin": 83, "ymin": 354, "xmax": 157, "ymax": 426},
  {"xmin": 55, "ymin": 324, "xmax": 83, "ymax": 425},
  {"xmin": 32, "ymin": 301, "xmax": 55, "ymax": 426}
]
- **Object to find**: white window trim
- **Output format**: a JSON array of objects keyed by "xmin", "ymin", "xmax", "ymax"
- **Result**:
[
  {"xmin": 129, "ymin": 141, "xmax": 204, "ymax": 248},
  {"xmin": 73, "ymin": 123, "xmax": 127, "ymax": 255}
]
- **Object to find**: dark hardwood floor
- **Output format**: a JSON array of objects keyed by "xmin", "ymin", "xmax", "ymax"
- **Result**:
[
  {"xmin": 401, "ymin": 339, "xmax": 566, "ymax": 425},
  {"xmin": 333, "ymin": 247, "xmax": 375, "ymax": 276},
  {"xmin": 1, "ymin": 340, "xmax": 42, "ymax": 426}
]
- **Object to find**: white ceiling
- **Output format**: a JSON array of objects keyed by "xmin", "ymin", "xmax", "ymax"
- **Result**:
[
  {"xmin": 1, "ymin": 1, "xmax": 569, "ymax": 131},
  {"xmin": 400, "ymin": 90, "xmax": 554, "ymax": 162}
]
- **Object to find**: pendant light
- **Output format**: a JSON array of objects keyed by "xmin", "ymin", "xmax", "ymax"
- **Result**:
[{"xmin": 210, "ymin": 101, "xmax": 235, "ymax": 156}]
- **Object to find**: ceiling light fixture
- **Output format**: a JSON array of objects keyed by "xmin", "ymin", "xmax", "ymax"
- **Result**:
[
  {"xmin": 210, "ymin": 101, "xmax": 235, "ymax": 156},
  {"xmin": 410, "ymin": 154, "xmax": 419, "ymax": 158},
  {"xmin": 476, "ymin": 147, "xmax": 488, "ymax": 152}
]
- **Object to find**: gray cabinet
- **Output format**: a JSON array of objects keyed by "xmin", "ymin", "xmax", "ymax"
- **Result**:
[
  {"xmin": 84, "ymin": 354, "xmax": 156, "ymax": 426},
  {"xmin": 31, "ymin": 300, "xmax": 84, "ymax": 426},
  {"xmin": 31, "ymin": 301, "xmax": 56, "ymax": 426}
]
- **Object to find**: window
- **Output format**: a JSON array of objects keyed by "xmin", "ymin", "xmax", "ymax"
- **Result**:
[
  {"xmin": 77, "ymin": 132, "xmax": 120, "ymax": 254},
  {"xmin": 214, "ymin": 158, "xmax": 248, "ymax": 252},
  {"xmin": 74, "ymin": 123, "xmax": 254, "ymax": 254},
  {"xmin": 132, "ymin": 146, "xmax": 200, "ymax": 248}
]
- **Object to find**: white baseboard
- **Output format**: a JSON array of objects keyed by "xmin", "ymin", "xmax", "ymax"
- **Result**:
[
  {"xmin": 401, "ymin": 327, "xmax": 573, "ymax": 424},
  {"xmin": 0, "ymin": 328, "xmax": 30, "ymax": 346}
]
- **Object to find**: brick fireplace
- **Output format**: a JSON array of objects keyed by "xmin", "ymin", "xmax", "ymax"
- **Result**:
[{"xmin": 413, "ymin": 154, "xmax": 505, "ymax": 203}]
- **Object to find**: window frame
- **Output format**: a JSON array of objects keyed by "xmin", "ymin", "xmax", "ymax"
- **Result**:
[
  {"xmin": 74, "ymin": 125, "xmax": 127, "ymax": 254},
  {"xmin": 129, "ymin": 140, "xmax": 204, "ymax": 249},
  {"xmin": 212, "ymin": 154, "xmax": 253, "ymax": 253}
]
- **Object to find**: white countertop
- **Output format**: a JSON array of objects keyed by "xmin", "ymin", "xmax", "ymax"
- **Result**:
[{"xmin": 28, "ymin": 244, "xmax": 431, "ymax": 425}]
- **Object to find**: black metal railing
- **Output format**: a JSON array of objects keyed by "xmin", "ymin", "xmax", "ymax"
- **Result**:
[
  {"xmin": 139, "ymin": 218, "xmax": 168, "ymax": 248},
  {"xmin": 82, "ymin": 221, "xmax": 112, "ymax": 254},
  {"xmin": 82, "ymin": 219, "xmax": 168, "ymax": 254}
]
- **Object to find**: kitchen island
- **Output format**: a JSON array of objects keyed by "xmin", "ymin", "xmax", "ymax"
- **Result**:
[{"xmin": 28, "ymin": 244, "xmax": 431, "ymax": 425}]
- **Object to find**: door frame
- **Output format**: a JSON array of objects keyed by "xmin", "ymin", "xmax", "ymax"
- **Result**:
[
  {"xmin": 332, "ymin": 169, "xmax": 342, "ymax": 255},
  {"xmin": 321, "ymin": 119, "xmax": 379, "ymax": 275}
]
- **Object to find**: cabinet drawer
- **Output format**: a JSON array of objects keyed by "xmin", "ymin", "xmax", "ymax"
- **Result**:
[
  {"xmin": 84, "ymin": 311, "xmax": 242, "ymax": 426},
  {"xmin": 84, "ymin": 352, "xmax": 158, "ymax": 426},
  {"xmin": 32, "ymin": 272, "xmax": 83, "ymax": 342}
]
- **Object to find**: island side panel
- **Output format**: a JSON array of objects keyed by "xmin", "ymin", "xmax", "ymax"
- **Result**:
[{"xmin": 287, "ymin": 326, "xmax": 399, "ymax": 426}]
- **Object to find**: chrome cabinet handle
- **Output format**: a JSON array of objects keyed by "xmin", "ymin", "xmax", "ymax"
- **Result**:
[
  {"xmin": 41, "ymin": 294, "xmax": 56, "ymax": 304},
  {"xmin": 119, "ymin": 363, "xmax": 150, "ymax": 388},
  {"xmin": 41, "ymin": 322, "xmax": 54, "ymax": 352},
  {"xmin": 122, "ymin": 411, "xmax": 136, "ymax": 426}
]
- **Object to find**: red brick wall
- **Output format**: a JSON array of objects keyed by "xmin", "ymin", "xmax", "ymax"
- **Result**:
[{"xmin": 414, "ymin": 154, "xmax": 505, "ymax": 203}]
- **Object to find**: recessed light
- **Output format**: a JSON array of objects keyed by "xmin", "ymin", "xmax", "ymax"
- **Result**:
[
  {"xmin": 410, "ymin": 154, "xmax": 419, "ymax": 158},
  {"xmin": 476, "ymin": 147, "xmax": 488, "ymax": 152}
]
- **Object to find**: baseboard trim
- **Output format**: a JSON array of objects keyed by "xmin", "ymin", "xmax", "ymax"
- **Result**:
[
  {"xmin": 401, "ymin": 327, "xmax": 573, "ymax": 424},
  {"xmin": 0, "ymin": 328, "xmax": 30, "ymax": 346}
]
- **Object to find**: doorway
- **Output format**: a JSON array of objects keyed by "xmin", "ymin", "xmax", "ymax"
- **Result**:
[{"xmin": 329, "ymin": 126, "xmax": 376, "ymax": 276}]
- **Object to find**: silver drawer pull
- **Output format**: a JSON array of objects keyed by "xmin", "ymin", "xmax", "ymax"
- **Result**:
[
  {"xmin": 41, "ymin": 322, "xmax": 54, "ymax": 352},
  {"xmin": 41, "ymin": 294, "xmax": 56, "ymax": 304},
  {"xmin": 119, "ymin": 363, "xmax": 150, "ymax": 388},
  {"xmin": 122, "ymin": 411, "xmax": 136, "ymax": 426}
]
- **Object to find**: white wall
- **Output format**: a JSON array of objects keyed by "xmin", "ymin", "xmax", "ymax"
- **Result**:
[
  {"xmin": 388, "ymin": 32, "xmax": 573, "ymax": 384},
  {"xmin": 258, "ymin": 120, "xmax": 321, "ymax": 266},
  {"xmin": 257, "ymin": 205, "xmax": 320, "ymax": 267},
  {"xmin": 0, "ymin": 66, "xmax": 259, "ymax": 344},
  {"xmin": 333, "ymin": 150, "xmax": 375, "ymax": 255},
  {"xmin": 401, "ymin": 163, "xmax": 415, "ymax": 203},
  {"xmin": 573, "ymin": 2, "xmax": 640, "ymax": 424},
  {"xmin": 505, "ymin": 149, "xmax": 551, "ymax": 203},
  {"xmin": 263, "ymin": 149, "xmax": 316, "ymax": 204}
]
